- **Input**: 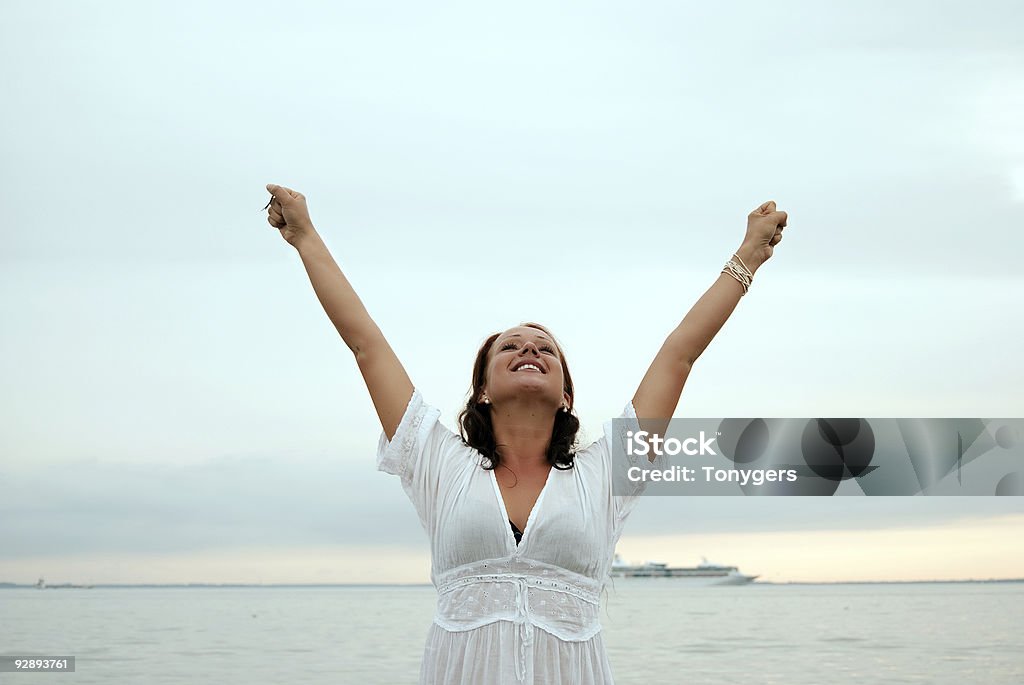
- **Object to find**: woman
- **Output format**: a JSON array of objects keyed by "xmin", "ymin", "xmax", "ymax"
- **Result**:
[{"xmin": 264, "ymin": 183, "xmax": 788, "ymax": 684}]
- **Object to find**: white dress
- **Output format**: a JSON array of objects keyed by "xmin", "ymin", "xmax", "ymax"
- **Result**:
[{"xmin": 376, "ymin": 389, "xmax": 667, "ymax": 684}]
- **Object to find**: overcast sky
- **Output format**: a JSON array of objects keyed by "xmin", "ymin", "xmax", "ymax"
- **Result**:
[{"xmin": 2, "ymin": 0, "xmax": 1022, "ymax": 584}]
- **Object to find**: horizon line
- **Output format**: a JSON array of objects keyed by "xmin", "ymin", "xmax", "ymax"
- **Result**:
[{"xmin": 4, "ymin": 578, "xmax": 1023, "ymax": 588}]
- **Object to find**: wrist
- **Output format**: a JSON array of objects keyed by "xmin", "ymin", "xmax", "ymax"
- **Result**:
[
  {"xmin": 734, "ymin": 242, "xmax": 766, "ymax": 274},
  {"xmin": 291, "ymin": 224, "xmax": 320, "ymax": 251}
]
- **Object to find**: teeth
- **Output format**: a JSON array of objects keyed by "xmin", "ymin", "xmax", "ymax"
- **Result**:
[{"xmin": 516, "ymin": 364, "xmax": 541, "ymax": 372}]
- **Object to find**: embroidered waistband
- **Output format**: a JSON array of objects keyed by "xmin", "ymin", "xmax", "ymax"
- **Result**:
[{"xmin": 434, "ymin": 557, "xmax": 602, "ymax": 604}]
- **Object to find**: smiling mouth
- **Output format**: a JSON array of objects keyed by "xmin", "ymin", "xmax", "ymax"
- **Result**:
[{"xmin": 512, "ymin": 362, "xmax": 544, "ymax": 373}]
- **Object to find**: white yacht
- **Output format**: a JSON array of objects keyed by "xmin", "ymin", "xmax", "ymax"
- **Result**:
[{"xmin": 610, "ymin": 555, "xmax": 758, "ymax": 585}]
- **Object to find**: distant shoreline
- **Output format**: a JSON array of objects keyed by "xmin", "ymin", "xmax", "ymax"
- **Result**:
[{"xmin": 2, "ymin": 578, "xmax": 1022, "ymax": 589}]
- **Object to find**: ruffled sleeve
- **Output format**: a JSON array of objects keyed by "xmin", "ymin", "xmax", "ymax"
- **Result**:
[
  {"xmin": 603, "ymin": 400, "xmax": 672, "ymax": 539},
  {"xmin": 376, "ymin": 389, "xmax": 462, "ymax": 534}
]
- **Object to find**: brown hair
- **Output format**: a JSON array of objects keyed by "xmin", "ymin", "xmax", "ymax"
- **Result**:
[{"xmin": 458, "ymin": 322, "xmax": 580, "ymax": 471}]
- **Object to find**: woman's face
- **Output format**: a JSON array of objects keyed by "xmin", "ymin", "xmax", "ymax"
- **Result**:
[{"xmin": 482, "ymin": 326, "xmax": 569, "ymax": 410}]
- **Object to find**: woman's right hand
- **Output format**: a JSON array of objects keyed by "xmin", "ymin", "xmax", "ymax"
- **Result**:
[{"xmin": 265, "ymin": 183, "xmax": 315, "ymax": 247}]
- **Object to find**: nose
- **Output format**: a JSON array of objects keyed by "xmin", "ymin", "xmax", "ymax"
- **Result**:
[{"xmin": 519, "ymin": 342, "xmax": 541, "ymax": 356}]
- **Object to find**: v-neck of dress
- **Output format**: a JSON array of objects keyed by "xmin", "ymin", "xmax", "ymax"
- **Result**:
[{"xmin": 489, "ymin": 467, "xmax": 553, "ymax": 553}]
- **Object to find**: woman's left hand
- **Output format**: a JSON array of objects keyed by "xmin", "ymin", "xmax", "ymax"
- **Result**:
[{"xmin": 740, "ymin": 200, "xmax": 788, "ymax": 268}]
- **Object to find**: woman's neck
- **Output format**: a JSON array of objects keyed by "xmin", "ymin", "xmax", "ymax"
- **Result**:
[{"xmin": 489, "ymin": 400, "xmax": 556, "ymax": 470}]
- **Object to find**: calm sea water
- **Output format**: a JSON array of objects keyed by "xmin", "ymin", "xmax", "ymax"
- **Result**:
[{"xmin": 1, "ymin": 581, "xmax": 1020, "ymax": 684}]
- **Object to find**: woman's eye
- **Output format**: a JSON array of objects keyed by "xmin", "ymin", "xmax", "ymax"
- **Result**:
[{"xmin": 499, "ymin": 340, "xmax": 555, "ymax": 354}]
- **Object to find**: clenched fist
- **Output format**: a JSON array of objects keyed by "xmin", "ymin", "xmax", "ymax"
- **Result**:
[
  {"xmin": 743, "ymin": 200, "xmax": 788, "ymax": 265},
  {"xmin": 265, "ymin": 184, "xmax": 314, "ymax": 247}
]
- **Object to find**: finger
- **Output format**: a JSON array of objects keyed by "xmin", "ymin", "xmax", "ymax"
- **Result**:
[
  {"xmin": 769, "ymin": 233, "xmax": 783, "ymax": 246},
  {"xmin": 266, "ymin": 183, "xmax": 295, "ymax": 206},
  {"xmin": 267, "ymin": 215, "xmax": 285, "ymax": 229},
  {"xmin": 268, "ymin": 208, "xmax": 283, "ymax": 223},
  {"xmin": 754, "ymin": 200, "xmax": 776, "ymax": 215},
  {"xmin": 754, "ymin": 209, "xmax": 787, "ymax": 227}
]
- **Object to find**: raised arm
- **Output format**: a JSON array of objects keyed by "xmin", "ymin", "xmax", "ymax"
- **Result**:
[
  {"xmin": 632, "ymin": 200, "xmax": 788, "ymax": 422},
  {"xmin": 265, "ymin": 184, "xmax": 414, "ymax": 440}
]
